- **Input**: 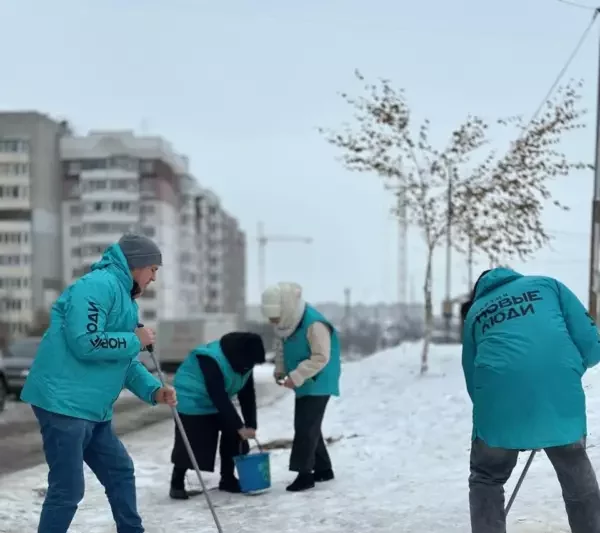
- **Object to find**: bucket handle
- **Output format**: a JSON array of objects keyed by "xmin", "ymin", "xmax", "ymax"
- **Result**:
[{"xmin": 240, "ymin": 437, "xmax": 263, "ymax": 455}]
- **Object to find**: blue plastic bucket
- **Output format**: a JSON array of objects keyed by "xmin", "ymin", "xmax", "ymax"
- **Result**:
[{"xmin": 234, "ymin": 450, "xmax": 271, "ymax": 494}]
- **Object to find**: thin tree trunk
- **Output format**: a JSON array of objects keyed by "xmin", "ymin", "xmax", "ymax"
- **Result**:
[{"xmin": 421, "ymin": 247, "xmax": 434, "ymax": 374}]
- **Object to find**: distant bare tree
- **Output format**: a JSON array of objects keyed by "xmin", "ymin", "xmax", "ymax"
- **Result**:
[{"xmin": 320, "ymin": 71, "xmax": 588, "ymax": 373}]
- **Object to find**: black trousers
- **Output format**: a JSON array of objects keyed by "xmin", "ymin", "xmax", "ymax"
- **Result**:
[
  {"xmin": 289, "ymin": 395, "xmax": 332, "ymax": 474},
  {"xmin": 469, "ymin": 437, "xmax": 600, "ymax": 533},
  {"xmin": 170, "ymin": 413, "xmax": 248, "ymax": 488}
]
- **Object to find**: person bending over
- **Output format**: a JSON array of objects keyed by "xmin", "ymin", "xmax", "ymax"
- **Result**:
[
  {"xmin": 170, "ymin": 332, "xmax": 265, "ymax": 498},
  {"xmin": 462, "ymin": 267, "xmax": 600, "ymax": 533}
]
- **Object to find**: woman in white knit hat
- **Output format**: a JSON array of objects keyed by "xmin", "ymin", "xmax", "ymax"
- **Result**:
[{"xmin": 261, "ymin": 282, "xmax": 341, "ymax": 492}]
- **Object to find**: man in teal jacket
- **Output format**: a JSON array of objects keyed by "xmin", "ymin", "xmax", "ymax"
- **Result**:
[
  {"xmin": 21, "ymin": 234, "xmax": 176, "ymax": 533},
  {"xmin": 462, "ymin": 267, "xmax": 600, "ymax": 533},
  {"xmin": 261, "ymin": 282, "xmax": 341, "ymax": 492}
]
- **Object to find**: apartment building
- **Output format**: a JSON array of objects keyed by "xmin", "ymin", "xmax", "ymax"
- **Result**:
[
  {"xmin": 196, "ymin": 188, "xmax": 224, "ymax": 313},
  {"xmin": 178, "ymin": 172, "xmax": 204, "ymax": 316},
  {"xmin": 0, "ymin": 112, "xmax": 247, "ymax": 334},
  {"xmin": 60, "ymin": 130, "xmax": 188, "ymax": 328},
  {"xmin": 195, "ymin": 188, "xmax": 246, "ymax": 319},
  {"xmin": 221, "ymin": 211, "xmax": 246, "ymax": 322},
  {"xmin": 0, "ymin": 112, "xmax": 66, "ymax": 337}
]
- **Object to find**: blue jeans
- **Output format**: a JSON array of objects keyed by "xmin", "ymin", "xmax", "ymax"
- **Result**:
[{"xmin": 33, "ymin": 406, "xmax": 143, "ymax": 533}]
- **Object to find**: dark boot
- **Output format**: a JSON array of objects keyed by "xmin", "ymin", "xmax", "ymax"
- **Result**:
[
  {"xmin": 170, "ymin": 467, "xmax": 189, "ymax": 500},
  {"xmin": 286, "ymin": 473, "xmax": 315, "ymax": 492},
  {"xmin": 218, "ymin": 476, "xmax": 242, "ymax": 493},
  {"xmin": 169, "ymin": 487, "xmax": 189, "ymax": 500},
  {"xmin": 314, "ymin": 468, "xmax": 334, "ymax": 482}
]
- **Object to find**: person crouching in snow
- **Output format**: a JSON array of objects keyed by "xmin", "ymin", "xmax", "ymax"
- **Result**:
[
  {"xmin": 261, "ymin": 282, "xmax": 341, "ymax": 492},
  {"xmin": 169, "ymin": 332, "xmax": 266, "ymax": 498},
  {"xmin": 462, "ymin": 267, "xmax": 600, "ymax": 533},
  {"xmin": 20, "ymin": 233, "xmax": 176, "ymax": 533}
]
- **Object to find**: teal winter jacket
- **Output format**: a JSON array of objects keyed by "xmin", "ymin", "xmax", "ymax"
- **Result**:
[
  {"xmin": 21, "ymin": 244, "xmax": 161, "ymax": 422},
  {"xmin": 462, "ymin": 267, "xmax": 600, "ymax": 449},
  {"xmin": 283, "ymin": 305, "xmax": 341, "ymax": 397},
  {"xmin": 174, "ymin": 340, "xmax": 252, "ymax": 415}
]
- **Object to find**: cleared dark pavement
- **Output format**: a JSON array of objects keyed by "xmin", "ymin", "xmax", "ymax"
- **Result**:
[{"xmin": 0, "ymin": 375, "xmax": 284, "ymax": 476}]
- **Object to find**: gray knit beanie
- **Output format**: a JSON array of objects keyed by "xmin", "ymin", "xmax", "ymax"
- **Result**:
[{"xmin": 118, "ymin": 233, "xmax": 162, "ymax": 269}]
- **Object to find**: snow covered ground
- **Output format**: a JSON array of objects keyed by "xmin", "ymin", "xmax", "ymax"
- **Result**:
[{"xmin": 1, "ymin": 342, "xmax": 600, "ymax": 532}]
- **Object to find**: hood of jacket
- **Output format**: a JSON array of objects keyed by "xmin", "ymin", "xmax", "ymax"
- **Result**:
[
  {"xmin": 90, "ymin": 243, "xmax": 134, "ymax": 293},
  {"xmin": 474, "ymin": 267, "xmax": 524, "ymax": 301}
]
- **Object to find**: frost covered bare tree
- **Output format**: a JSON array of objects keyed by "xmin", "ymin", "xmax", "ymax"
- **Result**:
[
  {"xmin": 452, "ymin": 81, "xmax": 589, "ymax": 264},
  {"xmin": 320, "ymin": 70, "xmax": 588, "ymax": 373}
]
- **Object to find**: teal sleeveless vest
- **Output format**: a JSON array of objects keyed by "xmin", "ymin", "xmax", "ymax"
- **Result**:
[
  {"xmin": 174, "ymin": 340, "xmax": 251, "ymax": 415},
  {"xmin": 283, "ymin": 305, "xmax": 341, "ymax": 397}
]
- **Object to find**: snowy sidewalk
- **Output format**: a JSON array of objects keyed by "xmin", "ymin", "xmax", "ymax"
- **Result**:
[{"xmin": 1, "ymin": 343, "xmax": 600, "ymax": 532}]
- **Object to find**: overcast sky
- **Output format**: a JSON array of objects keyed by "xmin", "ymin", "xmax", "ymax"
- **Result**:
[{"xmin": 2, "ymin": 0, "xmax": 598, "ymax": 307}]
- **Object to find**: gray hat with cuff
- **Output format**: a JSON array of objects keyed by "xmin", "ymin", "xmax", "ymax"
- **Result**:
[{"xmin": 118, "ymin": 233, "xmax": 162, "ymax": 269}]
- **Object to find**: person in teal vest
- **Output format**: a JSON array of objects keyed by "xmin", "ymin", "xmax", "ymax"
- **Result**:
[
  {"xmin": 261, "ymin": 281, "xmax": 341, "ymax": 492},
  {"xmin": 169, "ymin": 331, "xmax": 266, "ymax": 498},
  {"xmin": 462, "ymin": 267, "xmax": 600, "ymax": 533},
  {"xmin": 20, "ymin": 234, "xmax": 176, "ymax": 533}
]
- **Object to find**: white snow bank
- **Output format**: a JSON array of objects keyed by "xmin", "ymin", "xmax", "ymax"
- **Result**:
[{"xmin": 1, "ymin": 342, "xmax": 600, "ymax": 532}]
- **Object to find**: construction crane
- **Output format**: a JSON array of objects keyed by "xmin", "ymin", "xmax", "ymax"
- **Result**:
[{"xmin": 257, "ymin": 221, "xmax": 313, "ymax": 295}]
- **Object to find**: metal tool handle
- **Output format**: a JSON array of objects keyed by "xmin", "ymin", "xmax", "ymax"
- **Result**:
[
  {"xmin": 146, "ymin": 344, "xmax": 224, "ymax": 533},
  {"xmin": 505, "ymin": 450, "xmax": 537, "ymax": 515}
]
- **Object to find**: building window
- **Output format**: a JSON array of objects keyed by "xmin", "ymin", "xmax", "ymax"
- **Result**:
[
  {"xmin": 140, "ymin": 203, "xmax": 155, "ymax": 215},
  {"xmin": 81, "ymin": 222, "xmax": 137, "ymax": 235},
  {"xmin": 108, "ymin": 156, "xmax": 138, "ymax": 171},
  {"xmin": 69, "ymin": 204, "xmax": 82, "ymax": 215},
  {"xmin": 10, "ymin": 322, "xmax": 28, "ymax": 335},
  {"xmin": 112, "ymin": 201, "xmax": 135, "ymax": 213},
  {"xmin": 0, "ymin": 163, "xmax": 29, "ymax": 176},
  {"xmin": 67, "ymin": 161, "xmax": 81, "ymax": 175},
  {"xmin": 110, "ymin": 179, "xmax": 138, "ymax": 193},
  {"xmin": 0, "ymin": 255, "xmax": 24, "ymax": 265},
  {"xmin": 0, "ymin": 185, "xmax": 29, "ymax": 199},
  {"xmin": 74, "ymin": 243, "xmax": 110, "ymax": 258},
  {"xmin": 72, "ymin": 266, "xmax": 89, "ymax": 278},
  {"xmin": 0, "ymin": 139, "xmax": 29, "ymax": 153},
  {"xmin": 70, "ymin": 226, "xmax": 82, "ymax": 237},
  {"xmin": 67, "ymin": 181, "xmax": 80, "ymax": 196},
  {"xmin": 140, "ymin": 179, "xmax": 156, "ymax": 196},
  {"xmin": 0, "ymin": 277, "xmax": 29, "ymax": 289},
  {"xmin": 0, "ymin": 232, "xmax": 28, "ymax": 244},
  {"xmin": 83, "ymin": 201, "xmax": 107, "ymax": 214},
  {"xmin": 140, "ymin": 160, "xmax": 154, "ymax": 173},
  {"xmin": 142, "ymin": 309, "xmax": 157, "ymax": 320},
  {"xmin": 81, "ymin": 159, "xmax": 107, "ymax": 171},
  {"xmin": 81, "ymin": 179, "xmax": 108, "ymax": 193},
  {"xmin": 2, "ymin": 299, "xmax": 22, "ymax": 311},
  {"xmin": 141, "ymin": 226, "xmax": 155, "ymax": 238}
]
